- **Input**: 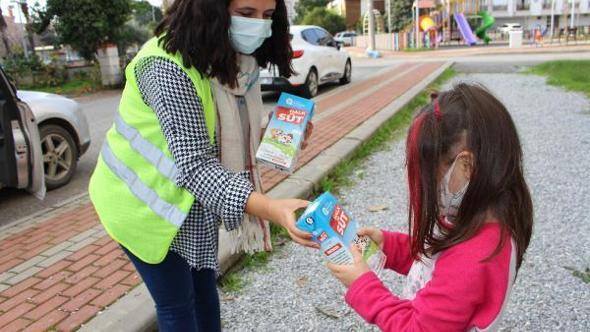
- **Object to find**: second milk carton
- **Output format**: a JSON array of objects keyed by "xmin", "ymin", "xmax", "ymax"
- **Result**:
[
  {"xmin": 256, "ymin": 92, "xmax": 315, "ymax": 173},
  {"xmin": 296, "ymin": 192, "xmax": 386, "ymax": 274}
]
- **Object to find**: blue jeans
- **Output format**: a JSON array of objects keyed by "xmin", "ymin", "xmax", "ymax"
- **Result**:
[{"xmin": 122, "ymin": 246, "xmax": 221, "ymax": 332}]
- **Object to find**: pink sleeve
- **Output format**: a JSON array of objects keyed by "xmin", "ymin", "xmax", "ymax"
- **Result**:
[
  {"xmin": 346, "ymin": 228, "xmax": 512, "ymax": 331},
  {"xmin": 382, "ymin": 231, "xmax": 413, "ymax": 275}
]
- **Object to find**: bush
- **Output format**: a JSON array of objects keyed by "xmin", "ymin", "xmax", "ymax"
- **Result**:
[
  {"xmin": 301, "ymin": 7, "xmax": 346, "ymax": 35},
  {"xmin": 3, "ymin": 53, "xmax": 67, "ymax": 88}
]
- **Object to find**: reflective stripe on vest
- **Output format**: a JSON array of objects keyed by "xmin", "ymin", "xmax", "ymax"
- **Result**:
[
  {"xmin": 100, "ymin": 142, "xmax": 186, "ymax": 228},
  {"xmin": 114, "ymin": 114, "xmax": 178, "ymax": 181}
]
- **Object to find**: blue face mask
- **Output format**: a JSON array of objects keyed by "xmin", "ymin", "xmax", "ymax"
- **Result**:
[{"xmin": 230, "ymin": 16, "xmax": 273, "ymax": 55}]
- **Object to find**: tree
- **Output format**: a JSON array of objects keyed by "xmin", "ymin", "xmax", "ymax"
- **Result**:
[
  {"xmin": 131, "ymin": 0, "xmax": 163, "ymax": 30},
  {"xmin": 112, "ymin": 1, "xmax": 162, "ymax": 56},
  {"xmin": 301, "ymin": 8, "xmax": 346, "ymax": 35},
  {"xmin": 117, "ymin": 22, "xmax": 151, "ymax": 56},
  {"xmin": 32, "ymin": 0, "xmax": 132, "ymax": 60},
  {"xmin": 0, "ymin": 6, "xmax": 11, "ymax": 55},
  {"xmin": 294, "ymin": 0, "xmax": 331, "ymax": 24},
  {"xmin": 385, "ymin": 0, "xmax": 413, "ymax": 32}
]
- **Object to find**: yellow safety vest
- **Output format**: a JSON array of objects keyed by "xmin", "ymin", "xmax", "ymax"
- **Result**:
[{"xmin": 89, "ymin": 37, "xmax": 216, "ymax": 264}]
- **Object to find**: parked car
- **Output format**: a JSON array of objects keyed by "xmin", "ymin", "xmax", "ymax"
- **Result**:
[
  {"xmin": 260, "ymin": 25, "xmax": 352, "ymax": 98},
  {"xmin": 334, "ymin": 31, "xmax": 357, "ymax": 46},
  {"xmin": 497, "ymin": 23, "xmax": 523, "ymax": 35},
  {"xmin": 0, "ymin": 65, "xmax": 91, "ymax": 194}
]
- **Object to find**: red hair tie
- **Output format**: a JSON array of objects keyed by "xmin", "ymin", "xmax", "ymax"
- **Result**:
[{"xmin": 433, "ymin": 99, "xmax": 442, "ymax": 121}]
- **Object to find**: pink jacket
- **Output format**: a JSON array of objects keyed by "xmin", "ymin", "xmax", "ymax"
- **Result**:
[{"xmin": 345, "ymin": 223, "xmax": 516, "ymax": 331}]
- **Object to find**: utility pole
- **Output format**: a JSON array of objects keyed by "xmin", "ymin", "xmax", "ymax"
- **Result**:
[
  {"xmin": 550, "ymin": 0, "xmax": 555, "ymax": 39},
  {"xmin": 11, "ymin": 0, "xmax": 28, "ymax": 58},
  {"xmin": 367, "ymin": 0, "xmax": 376, "ymax": 51},
  {"xmin": 570, "ymin": 0, "xmax": 575, "ymax": 29},
  {"xmin": 415, "ymin": 1, "xmax": 420, "ymax": 49},
  {"xmin": 162, "ymin": 0, "xmax": 170, "ymax": 13},
  {"xmin": 386, "ymin": 0, "xmax": 392, "ymax": 49}
]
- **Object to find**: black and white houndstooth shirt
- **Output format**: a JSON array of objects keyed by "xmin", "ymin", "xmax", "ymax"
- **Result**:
[{"xmin": 135, "ymin": 57, "xmax": 254, "ymax": 271}]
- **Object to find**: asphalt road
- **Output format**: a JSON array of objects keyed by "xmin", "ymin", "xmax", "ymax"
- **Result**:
[{"xmin": 0, "ymin": 59, "xmax": 388, "ymax": 226}]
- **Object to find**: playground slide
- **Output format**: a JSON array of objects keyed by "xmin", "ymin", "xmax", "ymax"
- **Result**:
[
  {"xmin": 454, "ymin": 13, "xmax": 477, "ymax": 46},
  {"xmin": 475, "ymin": 11, "xmax": 495, "ymax": 45}
]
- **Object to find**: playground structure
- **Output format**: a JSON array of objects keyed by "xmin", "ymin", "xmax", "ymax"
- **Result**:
[
  {"xmin": 441, "ymin": 0, "xmax": 496, "ymax": 46},
  {"xmin": 355, "ymin": 0, "xmax": 589, "ymax": 52},
  {"xmin": 405, "ymin": 0, "xmax": 441, "ymax": 49},
  {"xmin": 403, "ymin": 0, "xmax": 496, "ymax": 49}
]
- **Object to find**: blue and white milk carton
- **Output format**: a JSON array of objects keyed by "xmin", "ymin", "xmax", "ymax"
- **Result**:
[
  {"xmin": 296, "ymin": 192, "xmax": 386, "ymax": 274},
  {"xmin": 256, "ymin": 92, "xmax": 315, "ymax": 173}
]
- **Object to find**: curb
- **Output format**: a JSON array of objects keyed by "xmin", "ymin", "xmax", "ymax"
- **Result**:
[
  {"xmin": 345, "ymin": 44, "xmax": 590, "ymax": 59},
  {"xmin": 79, "ymin": 61, "xmax": 454, "ymax": 332}
]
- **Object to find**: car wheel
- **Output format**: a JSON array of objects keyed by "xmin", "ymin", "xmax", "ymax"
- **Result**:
[
  {"xmin": 302, "ymin": 68, "xmax": 318, "ymax": 98},
  {"xmin": 340, "ymin": 60, "xmax": 352, "ymax": 85},
  {"xmin": 40, "ymin": 124, "xmax": 78, "ymax": 190}
]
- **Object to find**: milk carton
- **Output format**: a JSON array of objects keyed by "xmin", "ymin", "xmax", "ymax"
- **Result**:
[
  {"xmin": 296, "ymin": 192, "xmax": 386, "ymax": 274},
  {"xmin": 256, "ymin": 92, "xmax": 315, "ymax": 173}
]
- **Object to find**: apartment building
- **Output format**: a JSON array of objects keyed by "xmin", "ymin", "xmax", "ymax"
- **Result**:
[{"xmin": 481, "ymin": 0, "xmax": 590, "ymax": 30}]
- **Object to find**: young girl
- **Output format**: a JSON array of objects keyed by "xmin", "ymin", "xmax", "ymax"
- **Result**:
[{"xmin": 328, "ymin": 83, "xmax": 533, "ymax": 331}]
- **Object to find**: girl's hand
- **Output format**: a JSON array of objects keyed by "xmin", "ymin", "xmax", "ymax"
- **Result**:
[
  {"xmin": 267, "ymin": 198, "xmax": 319, "ymax": 249},
  {"xmin": 358, "ymin": 227, "xmax": 384, "ymax": 249},
  {"xmin": 327, "ymin": 244, "xmax": 370, "ymax": 288},
  {"xmin": 301, "ymin": 121, "xmax": 314, "ymax": 150}
]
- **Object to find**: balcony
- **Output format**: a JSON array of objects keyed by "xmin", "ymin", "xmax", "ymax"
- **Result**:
[
  {"xmin": 493, "ymin": 5, "xmax": 509, "ymax": 11},
  {"xmin": 542, "ymin": 0, "xmax": 553, "ymax": 10}
]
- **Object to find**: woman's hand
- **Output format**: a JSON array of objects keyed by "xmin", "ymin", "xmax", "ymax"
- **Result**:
[
  {"xmin": 301, "ymin": 121, "xmax": 314, "ymax": 150},
  {"xmin": 267, "ymin": 198, "xmax": 319, "ymax": 249},
  {"xmin": 327, "ymin": 244, "xmax": 370, "ymax": 288},
  {"xmin": 357, "ymin": 227, "xmax": 384, "ymax": 249},
  {"xmin": 246, "ymin": 192, "xmax": 318, "ymax": 249}
]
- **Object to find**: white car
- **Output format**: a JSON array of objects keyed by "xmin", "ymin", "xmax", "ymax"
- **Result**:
[
  {"xmin": 260, "ymin": 25, "xmax": 352, "ymax": 98},
  {"xmin": 334, "ymin": 31, "xmax": 357, "ymax": 46},
  {"xmin": 497, "ymin": 23, "xmax": 523, "ymax": 35},
  {"xmin": 0, "ymin": 65, "xmax": 91, "ymax": 193}
]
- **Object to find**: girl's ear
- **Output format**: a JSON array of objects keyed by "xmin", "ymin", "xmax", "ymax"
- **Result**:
[{"xmin": 458, "ymin": 151, "xmax": 474, "ymax": 180}]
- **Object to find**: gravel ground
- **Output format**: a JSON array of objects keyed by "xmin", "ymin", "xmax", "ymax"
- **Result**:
[{"xmin": 220, "ymin": 73, "xmax": 590, "ymax": 331}]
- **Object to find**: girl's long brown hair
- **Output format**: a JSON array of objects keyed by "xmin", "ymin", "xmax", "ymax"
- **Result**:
[{"xmin": 406, "ymin": 83, "xmax": 533, "ymax": 270}]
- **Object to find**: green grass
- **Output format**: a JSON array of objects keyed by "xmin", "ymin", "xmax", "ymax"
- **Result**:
[
  {"xmin": 218, "ymin": 273, "xmax": 246, "ymax": 293},
  {"xmin": 20, "ymin": 78, "xmax": 101, "ymax": 96},
  {"xmin": 218, "ymin": 66, "xmax": 458, "ymax": 293},
  {"xmin": 318, "ymin": 67, "xmax": 457, "ymax": 194},
  {"xmin": 528, "ymin": 60, "xmax": 590, "ymax": 97},
  {"xmin": 564, "ymin": 266, "xmax": 590, "ymax": 284}
]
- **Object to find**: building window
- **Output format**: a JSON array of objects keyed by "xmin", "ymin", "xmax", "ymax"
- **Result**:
[
  {"xmin": 542, "ymin": 0, "xmax": 553, "ymax": 10},
  {"xmin": 516, "ymin": 0, "xmax": 530, "ymax": 11}
]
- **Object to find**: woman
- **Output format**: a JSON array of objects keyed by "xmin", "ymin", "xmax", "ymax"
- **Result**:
[{"xmin": 88, "ymin": 0, "xmax": 315, "ymax": 331}]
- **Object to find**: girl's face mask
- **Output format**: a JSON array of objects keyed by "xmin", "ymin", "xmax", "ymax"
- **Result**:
[{"xmin": 439, "ymin": 155, "xmax": 470, "ymax": 221}]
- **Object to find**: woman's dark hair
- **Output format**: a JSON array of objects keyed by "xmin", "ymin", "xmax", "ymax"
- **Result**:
[
  {"xmin": 406, "ymin": 83, "xmax": 533, "ymax": 270},
  {"xmin": 154, "ymin": 0, "xmax": 294, "ymax": 88}
]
